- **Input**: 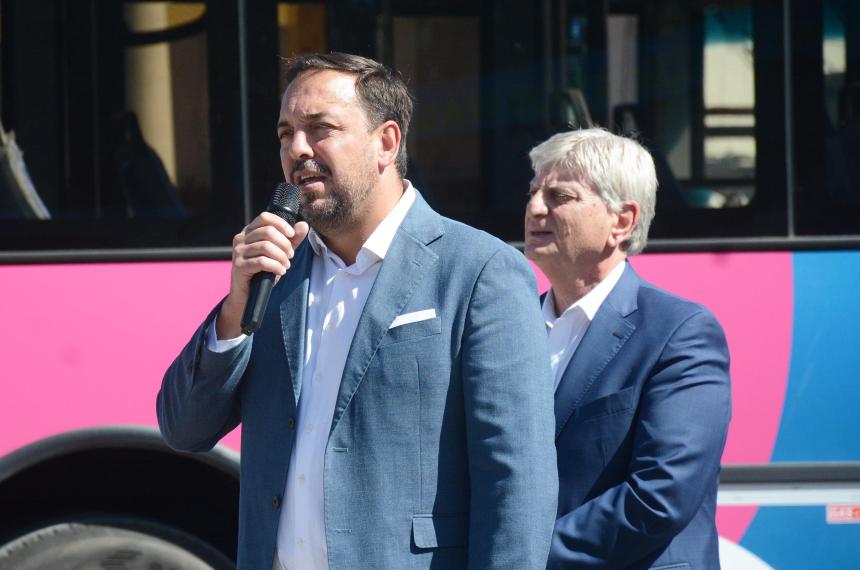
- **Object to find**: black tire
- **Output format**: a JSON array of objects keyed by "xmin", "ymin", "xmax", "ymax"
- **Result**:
[{"xmin": 0, "ymin": 521, "xmax": 235, "ymax": 570}]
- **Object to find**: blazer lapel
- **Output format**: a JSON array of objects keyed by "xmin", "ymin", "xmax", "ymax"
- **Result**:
[
  {"xmin": 329, "ymin": 193, "xmax": 443, "ymax": 436},
  {"xmin": 554, "ymin": 263, "xmax": 640, "ymax": 438},
  {"xmin": 278, "ymin": 241, "xmax": 313, "ymax": 404}
]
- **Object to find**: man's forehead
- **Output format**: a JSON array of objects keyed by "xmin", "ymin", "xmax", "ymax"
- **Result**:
[
  {"xmin": 282, "ymin": 70, "xmax": 358, "ymax": 107},
  {"xmin": 278, "ymin": 70, "xmax": 367, "ymax": 128},
  {"xmin": 532, "ymin": 165, "xmax": 586, "ymax": 186}
]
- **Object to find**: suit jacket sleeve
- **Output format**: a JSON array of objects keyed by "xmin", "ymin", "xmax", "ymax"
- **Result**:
[
  {"xmin": 156, "ymin": 302, "xmax": 252, "ymax": 452},
  {"xmin": 462, "ymin": 246, "xmax": 559, "ymax": 569},
  {"xmin": 548, "ymin": 309, "xmax": 731, "ymax": 568}
]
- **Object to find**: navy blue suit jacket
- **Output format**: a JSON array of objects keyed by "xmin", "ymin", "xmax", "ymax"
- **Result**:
[{"xmin": 548, "ymin": 263, "xmax": 731, "ymax": 569}]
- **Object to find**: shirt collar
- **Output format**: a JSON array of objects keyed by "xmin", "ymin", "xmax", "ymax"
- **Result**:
[
  {"xmin": 543, "ymin": 260, "xmax": 627, "ymax": 326},
  {"xmin": 307, "ymin": 182, "xmax": 417, "ymax": 272}
]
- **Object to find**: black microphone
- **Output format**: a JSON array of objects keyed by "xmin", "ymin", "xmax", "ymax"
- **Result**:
[{"xmin": 240, "ymin": 182, "xmax": 302, "ymax": 335}]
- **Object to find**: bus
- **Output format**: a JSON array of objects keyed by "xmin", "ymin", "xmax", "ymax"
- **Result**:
[{"xmin": 1, "ymin": 1, "xmax": 859, "ymax": 567}]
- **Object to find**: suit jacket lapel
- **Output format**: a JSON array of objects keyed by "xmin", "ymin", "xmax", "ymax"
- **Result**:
[
  {"xmin": 329, "ymin": 193, "xmax": 443, "ymax": 436},
  {"xmin": 554, "ymin": 263, "xmax": 640, "ymax": 438},
  {"xmin": 278, "ymin": 241, "xmax": 313, "ymax": 404}
]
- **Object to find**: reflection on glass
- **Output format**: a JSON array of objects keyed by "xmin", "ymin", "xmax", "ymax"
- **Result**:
[
  {"xmin": 603, "ymin": 1, "xmax": 758, "ymax": 211},
  {"xmin": 822, "ymin": 0, "xmax": 860, "ymax": 208},
  {"xmin": 823, "ymin": 1, "xmax": 847, "ymax": 126},
  {"xmin": 123, "ymin": 2, "xmax": 209, "ymax": 217},
  {"xmin": 392, "ymin": 16, "xmax": 481, "ymax": 211},
  {"xmin": 277, "ymin": 3, "xmax": 327, "ymax": 93},
  {"xmin": 124, "ymin": 3, "xmax": 178, "ymax": 186},
  {"xmin": 113, "ymin": 111, "xmax": 185, "ymax": 219},
  {"xmin": 607, "ymin": 14, "xmax": 638, "ymax": 127},
  {"xmin": 0, "ymin": 120, "xmax": 50, "ymax": 219},
  {"xmin": 701, "ymin": 5, "xmax": 755, "ymax": 205},
  {"xmin": 0, "ymin": 1, "xmax": 212, "ymax": 222}
]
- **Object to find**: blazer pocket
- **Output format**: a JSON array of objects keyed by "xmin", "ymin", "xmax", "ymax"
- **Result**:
[
  {"xmin": 412, "ymin": 513, "xmax": 468, "ymax": 549},
  {"xmin": 652, "ymin": 564, "xmax": 690, "ymax": 570},
  {"xmin": 381, "ymin": 317, "xmax": 441, "ymax": 347},
  {"xmin": 572, "ymin": 386, "xmax": 636, "ymax": 424}
]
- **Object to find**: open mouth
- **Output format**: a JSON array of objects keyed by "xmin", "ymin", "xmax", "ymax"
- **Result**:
[
  {"xmin": 295, "ymin": 173, "xmax": 326, "ymax": 187},
  {"xmin": 527, "ymin": 230, "xmax": 554, "ymax": 243},
  {"xmin": 292, "ymin": 160, "xmax": 330, "ymax": 188}
]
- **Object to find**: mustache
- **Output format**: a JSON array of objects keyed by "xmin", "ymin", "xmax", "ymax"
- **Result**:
[{"xmin": 292, "ymin": 159, "xmax": 331, "ymax": 178}]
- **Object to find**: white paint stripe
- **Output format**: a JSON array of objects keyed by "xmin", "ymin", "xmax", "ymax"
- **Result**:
[{"xmin": 718, "ymin": 482, "xmax": 860, "ymax": 506}]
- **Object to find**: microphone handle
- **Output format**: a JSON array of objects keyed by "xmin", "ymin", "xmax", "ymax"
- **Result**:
[
  {"xmin": 238, "ymin": 182, "xmax": 300, "ymax": 336},
  {"xmin": 241, "ymin": 270, "xmax": 276, "ymax": 335}
]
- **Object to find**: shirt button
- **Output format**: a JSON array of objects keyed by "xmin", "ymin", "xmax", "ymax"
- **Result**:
[
  {"xmin": 287, "ymin": 417, "xmax": 296, "ymax": 429},
  {"xmin": 298, "ymin": 474, "xmax": 306, "ymax": 485},
  {"xmin": 272, "ymin": 495, "xmax": 281, "ymax": 509},
  {"xmin": 314, "ymin": 373, "xmax": 322, "ymax": 382},
  {"xmin": 296, "ymin": 538, "xmax": 303, "ymax": 546}
]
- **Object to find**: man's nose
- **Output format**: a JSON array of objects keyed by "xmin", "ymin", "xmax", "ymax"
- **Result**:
[
  {"xmin": 288, "ymin": 130, "xmax": 313, "ymax": 161},
  {"xmin": 526, "ymin": 191, "xmax": 547, "ymax": 217}
]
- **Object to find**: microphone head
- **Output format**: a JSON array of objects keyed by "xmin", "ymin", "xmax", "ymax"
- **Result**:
[{"xmin": 268, "ymin": 182, "xmax": 302, "ymax": 225}]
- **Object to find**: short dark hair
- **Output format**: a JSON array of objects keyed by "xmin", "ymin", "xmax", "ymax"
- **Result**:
[{"xmin": 282, "ymin": 52, "xmax": 414, "ymax": 177}]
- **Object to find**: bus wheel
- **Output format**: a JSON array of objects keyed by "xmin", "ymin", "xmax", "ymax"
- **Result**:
[{"xmin": 0, "ymin": 521, "xmax": 235, "ymax": 569}]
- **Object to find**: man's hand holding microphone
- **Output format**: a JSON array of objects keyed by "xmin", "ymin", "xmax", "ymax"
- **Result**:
[{"xmin": 217, "ymin": 183, "xmax": 307, "ymax": 340}]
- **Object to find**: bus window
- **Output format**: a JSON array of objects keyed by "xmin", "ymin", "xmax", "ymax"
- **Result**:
[
  {"xmin": 277, "ymin": 3, "xmax": 327, "ymax": 90},
  {"xmin": 122, "ymin": 3, "xmax": 207, "ymax": 220},
  {"xmin": 0, "ymin": 1, "xmax": 244, "ymax": 251},
  {"xmin": 544, "ymin": 1, "xmax": 788, "ymax": 241},
  {"xmin": 794, "ymin": 0, "xmax": 860, "ymax": 235},
  {"xmin": 297, "ymin": 0, "xmax": 549, "ymax": 242},
  {"xmin": 390, "ymin": 14, "xmax": 482, "ymax": 214},
  {"xmin": 598, "ymin": 0, "xmax": 787, "ymax": 239},
  {"xmin": 701, "ymin": 6, "xmax": 756, "ymax": 202}
]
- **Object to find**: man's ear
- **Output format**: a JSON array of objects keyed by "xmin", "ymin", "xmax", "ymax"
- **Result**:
[
  {"xmin": 609, "ymin": 200, "xmax": 640, "ymax": 248},
  {"xmin": 376, "ymin": 120, "xmax": 401, "ymax": 173}
]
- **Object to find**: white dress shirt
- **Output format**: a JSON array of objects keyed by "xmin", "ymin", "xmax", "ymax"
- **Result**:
[
  {"xmin": 542, "ymin": 261, "xmax": 626, "ymax": 390},
  {"xmin": 208, "ymin": 185, "xmax": 416, "ymax": 570}
]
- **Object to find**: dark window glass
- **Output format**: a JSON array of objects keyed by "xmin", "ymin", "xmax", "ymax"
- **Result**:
[
  {"xmin": 391, "ymin": 15, "xmax": 482, "ymax": 214},
  {"xmin": 265, "ymin": 0, "xmax": 546, "ymax": 242},
  {"xmin": 0, "ymin": 1, "xmax": 244, "ymax": 250},
  {"xmin": 598, "ymin": 0, "xmax": 787, "ymax": 239},
  {"xmin": 794, "ymin": 0, "xmax": 860, "ymax": 235},
  {"xmin": 277, "ymin": 3, "xmax": 327, "ymax": 93},
  {"xmin": 309, "ymin": 0, "xmax": 791, "ymax": 242},
  {"xmin": 9, "ymin": 1, "xmax": 856, "ymax": 252}
]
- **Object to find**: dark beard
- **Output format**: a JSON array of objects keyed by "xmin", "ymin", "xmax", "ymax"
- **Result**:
[
  {"xmin": 300, "ymin": 175, "xmax": 375, "ymax": 237},
  {"xmin": 300, "ymin": 187, "xmax": 354, "ymax": 236},
  {"xmin": 292, "ymin": 156, "xmax": 375, "ymax": 236}
]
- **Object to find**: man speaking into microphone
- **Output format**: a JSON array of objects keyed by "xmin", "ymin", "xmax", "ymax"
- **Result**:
[{"xmin": 157, "ymin": 52, "xmax": 557, "ymax": 570}]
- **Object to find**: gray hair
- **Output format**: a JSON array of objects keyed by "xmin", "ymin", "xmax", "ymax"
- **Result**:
[{"xmin": 528, "ymin": 128, "xmax": 657, "ymax": 256}]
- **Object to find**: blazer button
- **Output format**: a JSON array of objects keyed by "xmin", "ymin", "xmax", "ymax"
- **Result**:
[
  {"xmin": 287, "ymin": 417, "xmax": 296, "ymax": 429},
  {"xmin": 272, "ymin": 495, "xmax": 281, "ymax": 509}
]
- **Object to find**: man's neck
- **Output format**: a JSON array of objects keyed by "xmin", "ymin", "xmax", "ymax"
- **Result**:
[
  {"xmin": 320, "ymin": 178, "xmax": 406, "ymax": 265},
  {"xmin": 547, "ymin": 256, "xmax": 625, "ymax": 317}
]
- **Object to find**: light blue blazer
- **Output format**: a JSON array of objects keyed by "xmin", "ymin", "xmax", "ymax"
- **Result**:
[
  {"xmin": 158, "ymin": 192, "xmax": 558, "ymax": 569},
  {"xmin": 548, "ymin": 263, "xmax": 731, "ymax": 569}
]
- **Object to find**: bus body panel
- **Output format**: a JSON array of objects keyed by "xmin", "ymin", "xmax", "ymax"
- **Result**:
[{"xmin": 0, "ymin": 260, "xmax": 240, "ymax": 457}]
